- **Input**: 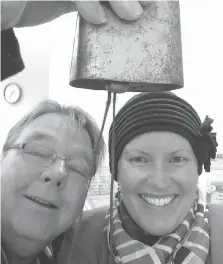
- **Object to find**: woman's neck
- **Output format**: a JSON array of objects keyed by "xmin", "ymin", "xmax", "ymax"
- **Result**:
[{"xmin": 119, "ymin": 200, "xmax": 160, "ymax": 246}]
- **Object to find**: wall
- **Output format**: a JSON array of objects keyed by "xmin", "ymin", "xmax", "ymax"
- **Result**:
[
  {"xmin": 47, "ymin": 3, "xmax": 223, "ymax": 208},
  {"xmin": 49, "ymin": 1, "xmax": 223, "ymax": 154},
  {"xmin": 206, "ymin": 155, "xmax": 223, "ymax": 203},
  {"xmin": 1, "ymin": 3, "xmax": 222, "ymax": 210},
  {"xmin": 0, "ymin": 23, "xmax": 52, "ymax": 150},
  {"xmin": 1, "ymin": 3, "xmax": 222, "ymax": 151}
]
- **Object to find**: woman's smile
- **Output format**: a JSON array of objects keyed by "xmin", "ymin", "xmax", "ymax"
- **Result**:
[{"xmin": 139, "ymin": 193, "xmax": 178, "ymax": 207}]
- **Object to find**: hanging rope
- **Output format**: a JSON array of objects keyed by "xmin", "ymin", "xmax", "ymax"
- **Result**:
[
  {"xmin": 66, "ymin": 91, "xmax": 112, "ymax": 264},
  {"xmin": 93, "ymin": 91, "xmax": 112, "ymax": 172},
  {"xmin": 109, "ymin": 92, "xmax": 117, "ymax": 264}
]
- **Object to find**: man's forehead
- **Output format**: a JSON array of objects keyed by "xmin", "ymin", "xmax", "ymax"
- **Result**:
[
  {"xmin": 28, "ymin": 113, "xmax": 71, "ymax": 128},
  {"xmin": 17, "ymin": 113, "xmax": 86, "ymax": 143}
]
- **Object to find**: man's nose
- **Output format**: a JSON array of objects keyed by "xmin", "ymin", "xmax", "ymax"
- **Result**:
[{"xmin": 40, "ymin": 158, "xmax": 68, "ymax": 188}]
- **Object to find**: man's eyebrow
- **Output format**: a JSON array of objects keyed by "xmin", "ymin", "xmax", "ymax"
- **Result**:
[
  {"xmin": 26, "ymin": 131, "xmax": 53, "ymax": 141},
  {"xmin": 27, "ymin": 132, "xmax": 93, "ymax": 163}
]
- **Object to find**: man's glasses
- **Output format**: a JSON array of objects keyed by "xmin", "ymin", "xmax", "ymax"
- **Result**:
[{"xmin": 8, "ymin": 142, "xmax": 93, "ymax": 179}]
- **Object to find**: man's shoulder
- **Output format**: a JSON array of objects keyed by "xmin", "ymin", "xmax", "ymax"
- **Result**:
[
  {"xmin": 69, "ymin": 206, "xmax": 109, "ymax": 264},
  {"xmin": 78, "ymin": 206, "xmax": 108, "ymax": 239},
  {"xmin": 82, "ymin": 206, "xmax": 108, "ymax": 224}
]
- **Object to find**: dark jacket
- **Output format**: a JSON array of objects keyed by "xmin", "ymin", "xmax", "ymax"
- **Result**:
[
  {"xmin": 59, "ymin": 203, "xmax": 223, "ymax": 264},
  {"xmin": 1, "ymin": 28, "xmax": 24, "ymax": 80}
]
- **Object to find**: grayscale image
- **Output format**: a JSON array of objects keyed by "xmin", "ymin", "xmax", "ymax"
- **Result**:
[{"xmin": 1, "ymin": 1, "xmax": 223, "ymax": 264}]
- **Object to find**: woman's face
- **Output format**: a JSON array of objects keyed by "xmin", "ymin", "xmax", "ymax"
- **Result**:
[{"xmin": 117, "ymin": 131, "xmax": 198, "ymax": 236}]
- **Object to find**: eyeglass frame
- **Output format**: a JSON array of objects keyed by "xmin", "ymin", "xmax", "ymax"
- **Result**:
[{"xmin": 6, "ymin": 142, "xmax": 94, "ymax": 179}]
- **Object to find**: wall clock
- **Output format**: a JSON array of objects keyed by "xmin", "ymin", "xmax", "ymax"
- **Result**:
[{"xmin": 3, "ymin": 83, "xmax": 22, "ymax": 104}]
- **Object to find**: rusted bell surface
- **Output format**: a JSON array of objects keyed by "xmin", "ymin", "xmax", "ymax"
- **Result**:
[{"xmin": 69, "ymin": 1, "xmax": 184, "ymax": 92}]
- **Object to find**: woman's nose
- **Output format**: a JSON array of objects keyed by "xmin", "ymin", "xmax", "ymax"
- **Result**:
[{"xmin": 146, "ymin": 162, "xmax": 171, "ymax": 189}]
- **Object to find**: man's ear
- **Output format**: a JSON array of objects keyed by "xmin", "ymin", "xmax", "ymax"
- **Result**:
[{"xmin": 1, "ymin": 151, "xmax": 6, "ymax": 164}]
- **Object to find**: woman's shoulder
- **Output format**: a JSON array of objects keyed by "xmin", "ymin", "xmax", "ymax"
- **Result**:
[{"xmin": 208, "ymin": 203, "xmax": 223, "ymax": 264}]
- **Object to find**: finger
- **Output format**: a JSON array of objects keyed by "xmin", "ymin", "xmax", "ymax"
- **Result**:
[
  {"xmin": 139, "ymin": 1, "xmax": 152, "ymax": 6},
  {"xmin": 75, "ymin": 1, "xmax": 107, "ymax": 25},
  {"xmin": 16, "ymin": 1, "xmax": 70, "ymax": 27},
  {"xmin": 109, "ymin": 1, "xmax": 143, "ymax": 21},
  {"xmin": 66, "ymin": 1, "xmax": 78, "ymax": 13},
  {"xmin": 1, "ymin": 1, "xmax": 27, "ymax": 30}
]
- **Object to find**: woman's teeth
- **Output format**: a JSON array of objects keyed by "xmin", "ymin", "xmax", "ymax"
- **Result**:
[{"xmin": 140, "ymin": 194, "xmax": 175, "ymax": 207}]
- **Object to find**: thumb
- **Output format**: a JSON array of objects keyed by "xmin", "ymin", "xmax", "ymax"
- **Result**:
[
  {"xmin": 75, "ymin": 1, "xmax": 107, "ymax": 24},
  {"xmin": 1, "ymin": 1, "xmax": 27, "ymax": 30}
]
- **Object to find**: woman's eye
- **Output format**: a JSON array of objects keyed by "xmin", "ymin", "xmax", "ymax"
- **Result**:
[
  {"xmin": 129, "ymin": 156, "xmax": 148, "ymax": 165},
  {"xmin": 170, "ymin": 156, "xmax": 187, "ymax": 165}
]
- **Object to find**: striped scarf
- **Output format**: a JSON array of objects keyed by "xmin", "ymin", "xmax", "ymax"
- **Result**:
[{"xmin": 104, "ymin": 189, "xmax": 210, "ymax": 264}]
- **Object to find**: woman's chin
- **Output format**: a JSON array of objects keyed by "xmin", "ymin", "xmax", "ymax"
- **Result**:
[
  {"xmin": 144, "ymin": 224, "xmax": 177, "ymax": 236},
  {"xmin": 138, "ymin": 217, "xmax": 179, "ymax": 236},
  {"xmin": 132, "ymin": 194, "xmax": 186, "ymax": 236}
]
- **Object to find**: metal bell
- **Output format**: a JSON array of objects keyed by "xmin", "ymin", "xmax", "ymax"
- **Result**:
[{"xmin": 69, "ymin": 1, "xmax": 184, "ymax": 92}]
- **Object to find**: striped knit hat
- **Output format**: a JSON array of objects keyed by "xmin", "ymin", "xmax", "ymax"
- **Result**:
[{"xmin": 108, "ymin": 92, "xmax": 218, "ymax": 181}]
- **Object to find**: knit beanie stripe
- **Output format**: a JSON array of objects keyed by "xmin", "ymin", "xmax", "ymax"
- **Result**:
[
  {"xmin": 111, "ymin": 110, "xmax": 200, "ymax": 140},
  {"xmin": 108, "ymin": 92, "xmax": 217, "ymax": 181},
  {"xmin": 110, "ymin": 114, "xmax": 198, "ymax": 150},
  {"xmin": 113, "ymin": 125, "xmax": 199, "ymax": 169},
  {"xmin": 115, "ymin": 97, "xmax": 201, "ymax": 125},
  {"xmin": 112, "ymin": 102, "xmax": 200, "ymax": 132},
  {"xmin": 110, "ymin": 99, "xmax": 201, "ymax": 138}
]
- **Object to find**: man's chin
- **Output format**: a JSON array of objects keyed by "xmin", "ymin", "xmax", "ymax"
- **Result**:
[{"xmin": 13, "ymin": 222, "xmax": 52, "ymax": 243}]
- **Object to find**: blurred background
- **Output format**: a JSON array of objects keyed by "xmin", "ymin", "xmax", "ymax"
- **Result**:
[{"xmin": 1, "ymin": 0, "xmax": 223, "ymax": 208}]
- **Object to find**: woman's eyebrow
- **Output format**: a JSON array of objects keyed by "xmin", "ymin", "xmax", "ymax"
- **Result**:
[
  {"xmin": 170, "ymin": 149, "xmax": 189, "ymax": 155},
  {"xmin": 125, "ymin": 149, "xmax": 190, "ymax": 156},
  {"xmin": 124, "ymin": 149, "xmax": 151, "ymax": 156}
]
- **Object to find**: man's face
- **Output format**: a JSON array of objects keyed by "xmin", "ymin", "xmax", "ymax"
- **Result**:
[{"xmin": 1, "ymin": 113, "xmax": 93, "ymax": 243}]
